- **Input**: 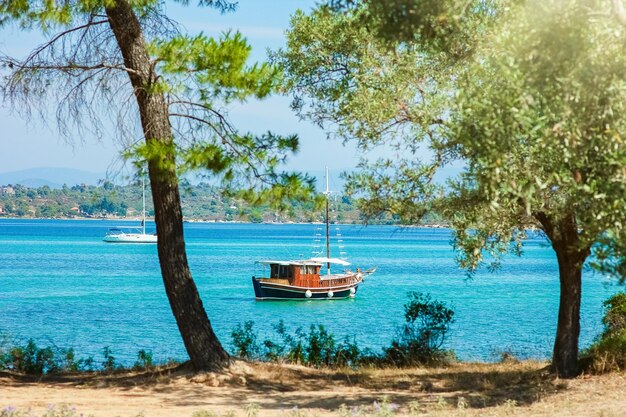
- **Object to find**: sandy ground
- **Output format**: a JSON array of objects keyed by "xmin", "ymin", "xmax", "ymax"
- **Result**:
[{"xmin": 1, "ymin": 360, "xmax": 625, "ymax": 417}]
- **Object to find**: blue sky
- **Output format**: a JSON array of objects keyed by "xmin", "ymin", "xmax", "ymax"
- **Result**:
[{"xmin": 0, "ymin": 0, "xmax": 368, "ymax": 180}]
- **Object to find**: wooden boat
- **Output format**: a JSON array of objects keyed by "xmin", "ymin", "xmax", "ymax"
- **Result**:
[{"xmin": 252, "ymin": 168, "xmax": 375, "ymax": 300}]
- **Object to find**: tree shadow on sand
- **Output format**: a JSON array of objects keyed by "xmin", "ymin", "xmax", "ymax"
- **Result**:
[{"xmin": 0, "ymin": 360, "xmax": 569, "ymax": 413}]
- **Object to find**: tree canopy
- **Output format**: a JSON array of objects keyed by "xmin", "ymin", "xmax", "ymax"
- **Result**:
[
  {"xmin": 276, "ymin": 0, "xmax": 626, "ymax": 377},
  {"xmin": 0, "ymin": 0, "xmax": 313, "ymax": 371},
  {"xmin": 448, "ymin": 0, "xmax": 626, "ymax": 276},
  {"xmin": 1, "ymin": 0, "xmax": 313, "ymax": 201}
]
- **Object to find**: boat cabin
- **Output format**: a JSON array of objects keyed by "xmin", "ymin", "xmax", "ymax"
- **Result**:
[
  {"xmin": 255, "ymin": 257, "xmax": 352, "ymax": 288},
  {"xmin": 257, "ymin": 260, "xmax": 321, "ymax": 287}
]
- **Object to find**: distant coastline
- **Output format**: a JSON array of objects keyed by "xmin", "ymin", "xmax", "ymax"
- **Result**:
[
  {"xmin": 0, "ymin": 182, "xmax": 446, "ymax": 226},
  {"xmin": 0, "ymin": 215, "xmax": 449, "ymax": 228}
]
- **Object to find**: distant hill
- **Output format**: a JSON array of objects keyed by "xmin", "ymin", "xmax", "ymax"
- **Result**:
[{"xmin": 0, "ymin": 167, "xmax": 105, "ymax": 188}]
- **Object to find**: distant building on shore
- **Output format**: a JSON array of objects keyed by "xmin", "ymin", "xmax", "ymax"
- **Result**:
[{"xmin": 0, "ymin": 186, "xmax": 15, "ymax": 195}]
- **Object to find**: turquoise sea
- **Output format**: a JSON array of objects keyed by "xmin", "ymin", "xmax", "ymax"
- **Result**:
[{"xmin": 0, "ymin": 219, "xmax": 619, "ymax": 365}]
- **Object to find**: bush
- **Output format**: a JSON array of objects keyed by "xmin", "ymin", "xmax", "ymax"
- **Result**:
[
  {"xmin": 382, "ymin": 292, "xmax": 455, "ymax": 366},
  {"xmin": 101, "ymin": 346, "xmax": 118, "ymax": 372},
  {"xmin": 0, "ymin": 339, "xmax": 153, "ymax": 375},
  {"xmin": 231, "ymin": 320, "xmax": 364, "ymax": 368},
  {"xmin": 232, "ymin": 321, "xmax": 261, "ymax": 360},
  {"xmin": 602, "ymin": 292, "xmax": 626, "ymax": 335},
  {"xmin": 0, "ymin": 339, "xmax": 99, "ymax": 374},
  {"xmin": 133, "ymin": 349, "xmax": 154, "ymax": 370},
  {"xmin": 6, "ymin": 340, "xmax": 58, "ymax": 374},
  {"xmin": 230, "ymin": 292, "xmax": 456, "ymax": 368},
  {"xmin": 304, "ymin": 324, "xmax": 336, "ymax": 366},
  {"xmin": 582, "ymin": 292, "xmax": 626, "ymax": 373}
]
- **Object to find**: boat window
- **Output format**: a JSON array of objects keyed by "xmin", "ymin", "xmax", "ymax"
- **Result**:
[
  {"xmin": 278, "ymin": 265, "xmax": 293, "ymax": 279},
  {"xmin": 269, "ymin": 264, "xmax": 294, "ymax": 279},
  {"xmin": 300, "ymin": 265, "xmax": 317, "ymax": 275}
]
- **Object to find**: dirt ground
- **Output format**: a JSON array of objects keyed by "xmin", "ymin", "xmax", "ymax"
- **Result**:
[{"xmin": 1, "ymin": 360, "xmax": 625, "ymax": 417}]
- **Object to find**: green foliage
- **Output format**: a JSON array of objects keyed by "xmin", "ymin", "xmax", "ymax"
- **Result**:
[
  {"xmin": 79, "ymin": 196, "xmax": 128, "ymax": 217},
  {"xmin": 582, "ymin": 292, "xmax": 626, "ymax": 373},
  {"xmin": 4, "ymin": 339, "xmax": 57, "ymax": 374},
  {"xmin": 331, "ymin": 0, "xmax": 501, "ymax": 58},
  {"xmin": 383, "ymin": 292, "xmax": 455, "ymax": 366},
  {"xmin": 0, "ymin": 183, "xmax": 142, "ymax": 219},
  {"xmin": 231, "ymin": 320, "xmax": 362, "ymax": 368},
  {"xmin": 231, "ymin": 321, "xmax": 260, "ymax": 359},
  {"xmin": 447, "ymin": 0, "xmax": 626, "ymax": 274},
  {"xmin": 1, "ymin": 0, "xmax": 315, "ymax": 214},
  {"xmin": 589, "ymin": 236, "xmax": 626, "ymax": 285},
  {"xmin": 273, "ymin": 5, "xmax": 455, "ymax": 225},
  {"xmin": 0, "ymin": 339, "xmax": 94, "ymax": 374},
  {"xmin": 280, "ymin": 1, "xmax": 626, "ymax": 376},
  {"xmin": 0, "ymin": 339, "xmax": 167, "ymax": 375},
  {"xmin": 101, "ymin": 346, "xmax": 118, "ymax": 371},
  {"xmin": 133, "ymin": 349, "xmax": 154, "ymax": 370},
  {"xmin": 280, "ymin": 0, "xmax": 626, "ymax": 271},
  {"xmin": 150, "ymin": 31, "xmax": 279, "ymax": 102},
  {"xmin": 274, "ymin": 7, "xmax": 449, "ymax": 147},
  {"xmin": 303, "ymin": 324, "xmax": 336, "ymax": 367},
  {"xmin": 601, "ymin": 292, "xmax": 626, "ymax": 336},
  {"xmin": 231, "ymin": 293, "xmax": 454, "ymax": 368},
  {"xmin": 1, "ymin": 180, "xmax": 420, "ymax": 225},
  {"xmin": 0, "ymin": 181, "xmax": 407, "ymax": 224}
]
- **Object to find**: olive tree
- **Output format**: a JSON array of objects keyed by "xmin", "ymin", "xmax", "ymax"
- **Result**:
[
  {"xmin": 276, "ymin": 0, "xmax": 626, "ymax": 377},
  {"xmin": 0, "ymin": 0, "xmax": 312, "ymax": 371}
]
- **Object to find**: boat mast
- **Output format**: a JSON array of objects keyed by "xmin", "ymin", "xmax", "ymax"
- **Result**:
[
  {"xmin": 325, "ymin": 166, "xmax": 331, "ymax": 276},
  {"xmin": 142, "ymin": 175, "xmax": 146, "ymax": 235}
]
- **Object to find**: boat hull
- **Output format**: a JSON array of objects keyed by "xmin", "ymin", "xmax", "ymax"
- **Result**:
[
  {"xmin": 103, "ymin": 233, "xmax": 157, "ymax": 243},
  {"xmin": 252, "ymin": 277, "xmax": 360, "ymax": 300}
]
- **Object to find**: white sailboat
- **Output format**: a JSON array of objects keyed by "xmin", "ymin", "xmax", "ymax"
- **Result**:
[{"xmin": 103, "ymin": 176, "xmax": 157, "ymax": 243}]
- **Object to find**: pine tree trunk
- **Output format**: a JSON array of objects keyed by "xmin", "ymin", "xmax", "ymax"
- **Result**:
[
  {"xmin": 104, "ymin": 0, "xmax": 230, "ymax": 371},
  {"xmin": 537, "ymin": 212, "xmax": 588, "ymax": 378}
]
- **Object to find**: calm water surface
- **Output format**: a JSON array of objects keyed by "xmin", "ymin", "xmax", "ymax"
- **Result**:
[{"xmin": 0, "ymin": 219, "xmax": 618, "ymax": 364}]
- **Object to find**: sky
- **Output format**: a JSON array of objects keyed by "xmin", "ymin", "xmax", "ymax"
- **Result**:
[{"xmin": 0, "ymin": 0, "xmax": 369, "ymax": 182}]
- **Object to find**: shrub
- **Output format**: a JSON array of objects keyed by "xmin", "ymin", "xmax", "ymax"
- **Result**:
[
  {"xmin": 230, "ymin": 292, "xmax": 455, "ymax": 368},
  {"xmin": 602, "ymin": 292, "xmax": 626, "ymax": 335},
  {"xmin": 0, "ymin": 339, "xmax": 63, "ymax": 374},
  {"xmin": 133, "ymin": 349, "xmax": 154, "ymax": 370},
  {"xmin": 276, "ymin": 321, "xmax": 306, "ymax": 364},
  {"xmin": 0, "ymin": 340, "xmax": 153, "ymax": 375},
  {"xmin": 333, "ymin": 336, "xmax": 362, "ymax": 367},
  {"xmin": 304, "ymin": 325, "xmax": 336, "ymax": 366},
  {"xmin": 231, "ymin": 321, "xmax": 261, "ymax": 360},
  {"xmin": 582, "ymin": 292, "xmax": 626, "ymax": 373},
  {"xmin": 101, "ymin": 346, "xmax": 118, "ymax": 372},
  {"xmin": 382, "ymin": 292, "xmax": 455, "ymax": 366},
  {"xmin": 230, "ymin": 320, "xmax": 363, "ymax": 368}
]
